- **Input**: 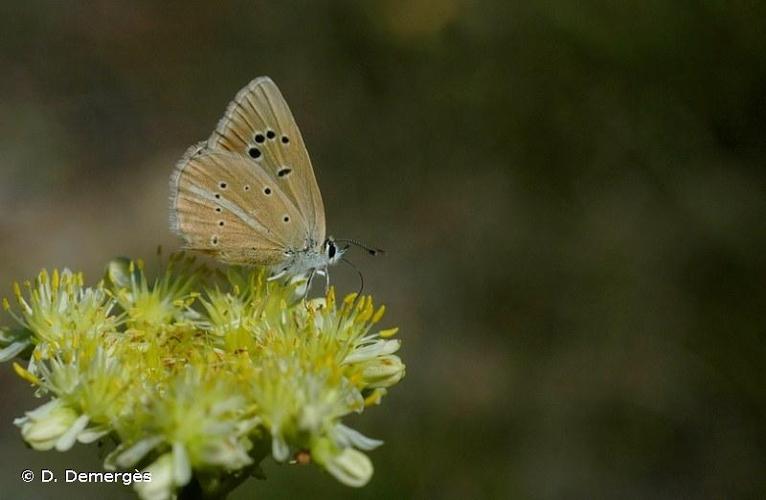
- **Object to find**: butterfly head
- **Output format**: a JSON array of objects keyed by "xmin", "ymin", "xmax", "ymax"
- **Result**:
[{"xmin": 323, "ymin": 237, "xmax": 346, "ymax": 266}]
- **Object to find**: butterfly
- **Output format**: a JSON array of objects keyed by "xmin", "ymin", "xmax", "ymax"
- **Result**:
[{"xmin": 169, "ymin": 77, "xmax": 378, "ymax": 290}]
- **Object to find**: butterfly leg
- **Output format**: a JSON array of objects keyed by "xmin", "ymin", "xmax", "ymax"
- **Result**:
[
  {"xmin": 303, "ymin": 269, "xmax": 316, "ymax": 299},
  {"xmin": 313, "ymin": 268, "xmax": 330, "ymax": 295},
  {"xmin": 267, "ymin": 269, "xmax": 288, "ymax": 282}
]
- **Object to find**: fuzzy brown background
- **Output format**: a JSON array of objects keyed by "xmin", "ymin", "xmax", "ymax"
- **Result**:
[{"xmin": 1, "ymin": 1, "xmax": 765, "ymax": 499}]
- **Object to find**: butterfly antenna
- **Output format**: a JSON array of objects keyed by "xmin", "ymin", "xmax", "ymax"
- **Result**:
[{"xmin": 335, "ymin": 239, "xmax": 385, "ymax": 257}]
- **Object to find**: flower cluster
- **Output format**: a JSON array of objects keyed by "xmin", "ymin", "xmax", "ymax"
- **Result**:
[{"xmin": 0, "ymin": 254, "xmax": 404, "ymax": 499}]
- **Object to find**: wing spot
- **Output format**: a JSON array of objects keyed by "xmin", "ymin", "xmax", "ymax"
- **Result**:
[
  {"xmin": 248, "ymin": 147, "xmax": 262, "ymax": 159},
  {"xmin": 283, "ymin": 215, "xmax": 290, "ymax": 223},
  {"xmin": 211, "ymin": 236, "xmax": 219, "ymax": 246},
  {"xmin": 277, "ymin": 167, "xmax": 292, "ymax": 177},
  {"xmin": 266, "ymin": 130, "xmax": 276, "ymax": 140},
  {"xmin": 263, "ymin": 187, "xmax": 272, "ymax": 195},
  {"xmin": 214, "ymin": 193, "xmax": 221, "ymax": 199},
  {"xmin": 215, "ymin": 207, "xmax": 222, "ymax": 213},
  {"xmin": 244, "ymin": 185, "xmax": 251, "ymax": 191},
  {"xmin": 219, "ymin": 181, "xmax": 228, "ymax": 189},
  {"xmin": 281, "ymin": 135, "xmax": 290, "ymax": 144},
  {"xmin": 218, "ymin": 221, "xmax": 225, "ymax": 227},
  {"xmin": 254, "ymin": 133, "xmax": 265, "ymax": 143}
]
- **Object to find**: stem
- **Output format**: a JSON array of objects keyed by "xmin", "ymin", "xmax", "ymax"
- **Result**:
[
  {"xmin": 178, "ymin": 477, "xmax": 211, "ymax": 500},
  {"xmin": 178, "ymin": 445, "xmax": 269, "ymax": 500}
]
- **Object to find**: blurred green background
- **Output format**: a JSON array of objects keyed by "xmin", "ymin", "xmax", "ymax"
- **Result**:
[{"xmin": 1, "ymin": 1, "xmax": 765, "ymax": 498}]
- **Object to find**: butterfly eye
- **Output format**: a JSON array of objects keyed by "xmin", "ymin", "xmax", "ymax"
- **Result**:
[{"xmin": 248, "ymin": 147, "xmax": 262, "ymax": 159}]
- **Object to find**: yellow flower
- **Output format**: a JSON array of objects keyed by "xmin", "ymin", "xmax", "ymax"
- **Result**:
[
  {"xmin": 106, "ymin": 255, "xmax": 202, "ymax": 334},
  {"xmin": 1, "ymin": 256, "xmax": 405, "ymax": 499},
  {"xmin": 4, "ymin": 269, "xmax": 116, "ymax": 358}
]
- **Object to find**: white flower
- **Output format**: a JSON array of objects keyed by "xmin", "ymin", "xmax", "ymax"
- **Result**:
[
  {"xmin": 14, "ymin": 399, "xmax": 85, "ymax": 451},
  {"xmin": 324, "ymin": 448, "xmax": 374, "ymax": 488},
  {"xmin": 331, "ymin": 424, "xmax": 383, "ymax": 451},
  {"xmin": 343, "ymin": 339, "xmax": 401, "ymax": 364},
  {"xmin": 134, "ymin": 454, "xmax": 175, "ymax": 500}
]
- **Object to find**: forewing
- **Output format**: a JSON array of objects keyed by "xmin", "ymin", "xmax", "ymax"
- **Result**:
[
  {"xmin": 169, "ymin": 144, "xmax": 306, "ymax": 265},
  {"xmin": 206, "ymin": 77, "xmax": 326, "ymax": 244}
]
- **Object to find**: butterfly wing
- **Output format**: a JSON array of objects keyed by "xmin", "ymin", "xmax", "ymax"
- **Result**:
[
  {"xmin": 206, "ymin": 76, "xmax": 326, "ymax": 246},
  {"xmin": 169, "ymin": 143, "xmax": 307, "ymax": 266}
]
